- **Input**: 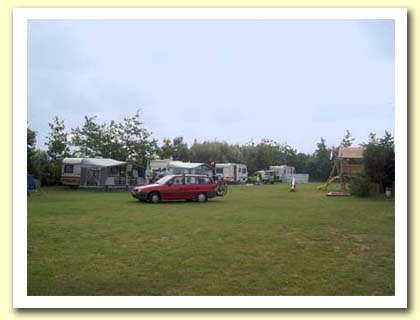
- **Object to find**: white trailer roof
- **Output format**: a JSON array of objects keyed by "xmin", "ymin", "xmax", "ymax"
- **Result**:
[
  {"xmin": 169, "ymin": 161, "xmax": 212, "ymax": 169},
  {"xmin": 215, "ymin": 163, "xmax": 246, "ymax": 168},
  {"xmin": 63, "ymin": 158, "xmax": 84, "ymax": 165},
  {"xmin": 149, "ymin": 159, "xmax": 212, "ymax": 170},
  {"xmin": 63, "ymin": 158, "xmax": 126, "ymax": 168},
  {"xmin": 149, "ymin": 159, "xmax": 171, "ymax": 170}
]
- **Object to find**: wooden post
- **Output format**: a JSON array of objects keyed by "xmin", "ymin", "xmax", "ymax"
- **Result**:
[{"xmin": 340, "ymin": 159, "xmax": 345, "ymax": 191}]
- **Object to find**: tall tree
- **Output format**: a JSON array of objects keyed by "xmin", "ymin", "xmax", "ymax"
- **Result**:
[
  {"xmin": 380, "ymin": 131, "xmax": 395, "ymax": 188},
  {"xmin": 278, "ymin": 144, "xmax": 298, "ymax": 166},
  {"xmin": 363, "ymin": 131, "xmax": 395, "ymax": 191},
  {"xmin": 239, "ymin": 141, "xmax": 259, "ymax": 174},
  {"xmin": 70, "ymin": 110, "xmax": 157, "ymax": 165},
  {"xmin": 117, "ymin": 111, "xmax": 158, "ymax": 165},
  {"xmin": 294, "ymin": 152, "xmax": 311, "ymax": 174},
  {"xmin": 255, "ymin": 139, "xmax": 281, "ymax": 170},
  {"xmin": 190, "ymin": 140, "xmax": 238, "ymax": 163},
  {"xmin": 43, "ymin": 116, "xmax": 70, "ymax": 184},
  {"xmin": 45, "ymin": 116, "xmax": 70, "ymax": 161},
  {"xmin": 27, "ymin": 127, "xmax": 37, "ymax": 174},
  {"xmin": 309, "ymin": 137, "xmax": 331, "ymax": 181},
  {"xmin": 158, "ymin": 138, "xmax": 175, "ymax": 160},
  {"xmin": 171, "ymin": 136, "xmax": 189, "ymax": 161},
  {"xmin": 340, "ymin": 129, "xmax": 355, "ymax": 148},
  {"xmin": 71, "ymin": 116, "xmax": 105, "ymax": 157}
]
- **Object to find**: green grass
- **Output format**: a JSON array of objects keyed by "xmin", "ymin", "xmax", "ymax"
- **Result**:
[{"xmin": 27, "ymin": 183, "xmax": 394, "ymax": 296}]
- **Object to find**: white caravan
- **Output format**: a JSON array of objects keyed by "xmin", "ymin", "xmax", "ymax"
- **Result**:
[
  {"xmin": 215, "ymin": 163, "xmax": 248, "ymax": 183},
  {"xmin": 269, "ymin": 165, "xmax": 309, "ymax": 183},
  {"xmin": 148, "ymin": 159, "xmax": 214, "ymax": 182},
  {"xmin": 269, "ymin": 165, "xmax": 295, "ymax": 182},
  {"xmin": 61, "ymin": 158, "xmax": 145, "ymax": 188}
]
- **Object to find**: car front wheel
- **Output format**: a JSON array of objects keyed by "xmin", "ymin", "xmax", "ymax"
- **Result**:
[
  {"xmin": 149, "ymin": 192, "xmax": 160, "ymax": 204},
  {"xmin": 197, "ymin": 193, "xmax": 207, "ymax": 203}
]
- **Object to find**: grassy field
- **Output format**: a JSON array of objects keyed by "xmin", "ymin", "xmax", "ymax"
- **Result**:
[{"xmin": 27, "ymin": 183, "xmax": 395, "ymax": 296}]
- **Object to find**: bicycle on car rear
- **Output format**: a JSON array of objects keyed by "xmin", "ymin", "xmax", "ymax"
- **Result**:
[{"xmin": 214, "ymin": 177, "xmax": 228, "ymax": 197}]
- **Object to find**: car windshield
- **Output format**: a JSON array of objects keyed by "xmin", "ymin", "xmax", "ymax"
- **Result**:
[{"xmin": 155, "ymin": 175, "xmax": 174, "ymax": 185}]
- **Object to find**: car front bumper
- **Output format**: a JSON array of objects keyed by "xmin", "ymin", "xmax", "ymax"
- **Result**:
[{"xmin": 131, "ymin": 191, "xmax": 148, "ymax": 201}]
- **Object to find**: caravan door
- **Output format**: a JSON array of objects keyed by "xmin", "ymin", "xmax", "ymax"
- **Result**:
[{"xmin": 86, "ymin": 168, "xmax": 101, "ymax": 186}]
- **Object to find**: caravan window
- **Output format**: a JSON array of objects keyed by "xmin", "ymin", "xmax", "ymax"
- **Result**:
[
  {"xmin": 64, "ymin": 164, "xmax": 74, "ymax": 173},
  {"xmin": 216, "ymin": 167, "xmax": 223, "ymax": 174},
  {"xmin": 110, "ymin": 166, "xmax": 120, "ymax": 175},
  {"xmin": 242, "ymin": 168, "xmax": 247, "ymax": 174}
]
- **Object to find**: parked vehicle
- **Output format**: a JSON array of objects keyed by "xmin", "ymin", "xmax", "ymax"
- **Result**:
[
  {"xmin": 269, "ymin": 165, "xmax": 295, "ymax": 182},
  {"xmin": 61, "ymin": 157, "xmax": 145, "ymax": 189},
  {"xmin": 131, "ymin": 174, "xmax": 217, "ymax": 203},
  {"xmin": 248, "ymin": 170, "xmax": 275, "ymax": 184},
  {"xmin": 215, "ymin": 163, "xmax": 248, "ymax": 184},
  {"xmin": 147, "ymin": 159, "xmax": 213, "ymax": 183}
]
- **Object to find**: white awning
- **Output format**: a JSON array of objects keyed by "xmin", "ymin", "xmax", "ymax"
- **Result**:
[
  {"xmin": 168, "ymin": 161, "xmax": 212, "ymax": 169},
  {"xmin": 62, "ymin": 158, "xmax": 84, "ymax": 165},
  {"xmin": 63, "ymin": 158, "xmax": 126, "ymax": 168}
]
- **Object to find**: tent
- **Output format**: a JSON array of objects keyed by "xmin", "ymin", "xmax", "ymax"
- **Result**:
[{"xmin": 27, "ymin": 175, "xmax": 37, "ymax": 191}]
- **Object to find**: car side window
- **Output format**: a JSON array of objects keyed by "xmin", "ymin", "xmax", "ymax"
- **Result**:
[
  {"xmin": 172, "ymin": 177, "xmax": 184, "ymax": 184},
  {"xmin": 185, "ymin": 176, "xmax": 197, "ymax": 184}
]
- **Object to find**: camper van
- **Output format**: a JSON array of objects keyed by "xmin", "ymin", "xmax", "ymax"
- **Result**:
[
  {"xmin": 215, "ymin": 163, "xmax": 248, "ymax": 184},
  {"xmin": 254, "ymin": 170, "xmax": 275, "ymax": 184}
]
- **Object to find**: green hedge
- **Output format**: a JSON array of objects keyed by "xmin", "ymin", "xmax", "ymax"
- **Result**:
[{"xmin": 349, "ymin": 173, "xmax": 371, "ymax": 197}]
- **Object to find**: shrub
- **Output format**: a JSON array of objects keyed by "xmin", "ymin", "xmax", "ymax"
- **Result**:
[{"xmin": 349, "ymin": 173, "xmax": 370, "ymax": 197}]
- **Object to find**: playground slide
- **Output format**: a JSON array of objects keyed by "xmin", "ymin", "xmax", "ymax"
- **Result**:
[{"xmin": 318, "ymin": 175, "xmax": 340, "ymax": 191}]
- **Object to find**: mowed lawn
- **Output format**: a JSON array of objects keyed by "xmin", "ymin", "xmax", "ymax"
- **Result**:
[{"xmin": 27, "ymin": 183, "xmax": 394, "ymax": 296}]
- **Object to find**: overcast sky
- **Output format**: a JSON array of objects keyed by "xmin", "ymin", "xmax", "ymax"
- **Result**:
[{"xmin": 27, "ymin": 19, "xmax": 395, "ymax": 154}]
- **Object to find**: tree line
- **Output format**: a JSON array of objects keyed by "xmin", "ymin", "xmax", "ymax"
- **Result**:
[{"xmin": 27, "ymin": 111, "xmax": 394, "ymax": 192}]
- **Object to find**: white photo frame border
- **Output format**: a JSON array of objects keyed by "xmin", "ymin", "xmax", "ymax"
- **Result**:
[{"xmin": 13, "ymin": 7, "xmax": 407, "ymax": 308}]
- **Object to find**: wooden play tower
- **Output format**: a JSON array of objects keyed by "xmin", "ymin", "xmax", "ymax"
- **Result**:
[{"xmin": 318, "ymin": 147, "xmax": 364, "ymax": 195}]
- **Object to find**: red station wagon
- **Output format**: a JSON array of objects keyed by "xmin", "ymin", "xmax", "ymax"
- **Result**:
[{"xmin": 131, "ymin": 174, "xmax": 217, "ymax": 203}]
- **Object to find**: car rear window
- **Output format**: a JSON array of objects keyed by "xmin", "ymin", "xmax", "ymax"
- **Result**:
[{"xmin": 197, "ymin": 177, "xmax": 211, "ymax": 184}]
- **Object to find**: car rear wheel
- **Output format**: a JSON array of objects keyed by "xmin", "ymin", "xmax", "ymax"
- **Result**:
[
  {"xmin": 149, "ymin": 192, "xmax": 160, "ymax": 204},
  {"xmin": 197, "ymin": 193, "xmax": 207, "ymax": 203}
]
